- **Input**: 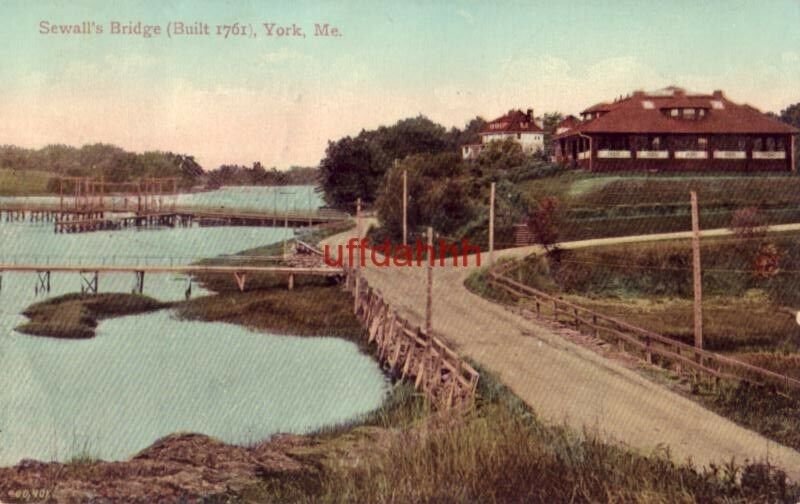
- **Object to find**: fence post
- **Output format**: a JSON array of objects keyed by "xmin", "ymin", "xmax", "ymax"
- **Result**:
[
  {"xmin": 573, "ymin": 308, "xmax": 579, "ymax": 329},
  {"xmin": 645, "ymin": 336, "xmax": 652, "ymax": 364},
  {"xmin": 592, "ymin": 314, "xmax": 599, "ymax": 338},
  {"xmin": 553, "ymin": 300, "xmax": 558, "ymax": 322},
  {"xmin": 536, "ymin": 301, "xmax": 541, "ymax": 319}
]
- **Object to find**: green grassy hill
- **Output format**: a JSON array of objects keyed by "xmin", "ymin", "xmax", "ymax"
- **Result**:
[
  {"xmin": 519, "ymin": 171, "xmax": 800, "ymax": 240},
  {"xmin": 0, "ymin": 168, "xmax": 53, "ymax": 195}
]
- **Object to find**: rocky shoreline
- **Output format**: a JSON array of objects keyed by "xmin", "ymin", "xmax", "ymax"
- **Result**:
[{"xmin": 0, "ymin": 432, "xmax": 316, "ymax": 502}]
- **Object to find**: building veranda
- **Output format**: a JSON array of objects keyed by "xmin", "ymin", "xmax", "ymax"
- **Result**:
[{"xmin": 554, "ymin": 87, "xmax": 798, "ymax": 172}]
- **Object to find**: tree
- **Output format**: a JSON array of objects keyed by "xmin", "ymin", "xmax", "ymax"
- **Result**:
[
  {"xmin": 541, "ymin": 112, "xmax": 565, "ymax": 157},
  {"xmin": 319, "ymin": 115, "xmax": 466, "ymax": 211},
  {"xmin": 319, "ymin": 135, "xmax": 380, "ymax": 211},
  {"xmin": 528, "ymin": 196, "xmax": 563, "ymax": 253},
  {"xmin": 779, "ymin": 103, "xmax": 800, "ymax": 129},
  {"xmin": 375, "ymin": 152, "xmax": 473, "ymax": 239}
]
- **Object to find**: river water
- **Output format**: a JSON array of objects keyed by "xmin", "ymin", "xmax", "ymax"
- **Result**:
[{"xmin": 0, "ymin": 186, "xmax": 387, "ymax": 466}]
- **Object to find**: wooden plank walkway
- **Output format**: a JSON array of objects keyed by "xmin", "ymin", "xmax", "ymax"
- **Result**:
[{"xmin": 0, "ymin": 264, "xmax": 342, "ymax": 275}]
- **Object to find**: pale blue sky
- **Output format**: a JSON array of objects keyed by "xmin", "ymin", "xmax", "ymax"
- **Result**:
[{"xmin": 0, "ymin": 0, "xmax": 798, "ymax": 168}]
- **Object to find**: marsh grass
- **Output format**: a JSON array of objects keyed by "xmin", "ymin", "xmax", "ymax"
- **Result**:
[
  {"xmin": 176, "ymin": 285, "xmax": 365, "ymax": 346},
  {"xmin": 16, "ymin": 293, "xmax": 168, "ymax": 339},
  {"xmin": 0, "ymin": 168, "xmax": 52, "ymax": 195}
]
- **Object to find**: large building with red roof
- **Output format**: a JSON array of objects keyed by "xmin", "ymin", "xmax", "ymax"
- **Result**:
[
  {"xmin": 554, "ymin": 87, "xmax": 798, "ymax": 172},
  {"xmin": 462, "ymin": 108, "xmax": 544, "ymax": 160}
]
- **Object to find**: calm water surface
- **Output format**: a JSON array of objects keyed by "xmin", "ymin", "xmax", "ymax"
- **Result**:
[{"xmin": 0, "ymin": 187, "xmax": 386, "ymax": 465}]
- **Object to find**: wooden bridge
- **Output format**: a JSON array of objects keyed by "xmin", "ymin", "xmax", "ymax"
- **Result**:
[
  {"xmin": 1, "ymin": 176, "xmax": 349, "ymax": 233},
  {"xmin": 0, "ymin": 239, "xmax": 343, "ymax": 295},
  {"xmin": 0, "ymin": 204, "xmax": 349, "ymax": 233}
]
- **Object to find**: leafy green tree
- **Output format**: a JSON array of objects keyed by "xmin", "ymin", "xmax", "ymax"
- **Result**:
[
  {"xmin": 541, "ymin": 112, "xmax": 564, "ymax": 157},
  {"xmin": 319, "ymin": 115, "xmax": 458, "ymax": 211},
  {"xmin": 375, "ymin": 152, "xmax": 473, "ymax": 239},
  {"xmin": 779, "ymin": 103, "xmax": 800, "ymax": 128}
]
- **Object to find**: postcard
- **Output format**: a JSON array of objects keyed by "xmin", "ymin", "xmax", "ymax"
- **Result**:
[{"xmin": 1, "ymin": 1, "xmax": 799, "ymax": 502}]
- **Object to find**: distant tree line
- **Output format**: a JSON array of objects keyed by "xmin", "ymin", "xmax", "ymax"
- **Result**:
[
  {"xmin": 0, "ymin": 143, "xmax": 204, "ymax": 191},
  {"xmin": 205, "ymin": 163, "xmax": 318, "ymax": 188}
]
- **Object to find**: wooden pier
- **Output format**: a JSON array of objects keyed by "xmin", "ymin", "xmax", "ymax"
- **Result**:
[
  {"xmin": 53, "ymin": 213, "xmax": 195, "ymax": 233},
  {"xmin": 0, "ymin": 205, "xmax": 349, "ymax": 234}
]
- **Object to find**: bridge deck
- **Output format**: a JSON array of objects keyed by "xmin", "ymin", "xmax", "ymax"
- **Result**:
[
  {"xmin": 0, "ymin": 264, "xmax": 343, "ymax": 275},
  {"xmin": 0, "ymin": 203, "xmax": 349, "ymax": 222}
]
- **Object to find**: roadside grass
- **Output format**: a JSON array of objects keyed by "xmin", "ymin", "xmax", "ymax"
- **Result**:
[
  {"xmin": 16, "ymin": 293, "xmax": 168, "ymax": 339},
  {"xmin": 0, "ymin": 168, "xmax": 52, "ymax": 195},
  {"xmin": 240, "ymin": 366, "xmax": 800, "ymax": 503},
  {"xmin": 475, "ymin": 233, "xmax": 800, "ymax": 453}
]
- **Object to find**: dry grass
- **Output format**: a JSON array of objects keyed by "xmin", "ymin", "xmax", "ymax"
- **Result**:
[{"xmin": 238, "ymin": 369, "xmax": 800, "ymax": 503}]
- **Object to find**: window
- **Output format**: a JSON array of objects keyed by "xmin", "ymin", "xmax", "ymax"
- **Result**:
[
  {"xmin": 670, "ymin": 109, "xmax": 679, "ymax": 117},
  {"xmin": 642, "ymin": 100, "xmax": 655, "ymax": 109},
  {"xmin": 651, "ymin": 136, "xmax": 661, "ymax": 149},
  {"xmin": 710, "ymin": 100, "xmax": 724, "ymax": 109},
  {"xmin": 684, "ymin": 108, "xmax": 696, "ymax": 118},
  {"xmin": 517, "ymin": 133, "xmax": 521, "ymax": 139},
  {"xmin": 754, "ymin": 138, "xmax": 763, "ymax": 151},
  {"xmin": 699, "ymin": 109, "xmax": 706, "ymax": 117},
  {"xmin": 766, "ymin": 137, "xmax": 776, "ymax": 151},
  {"xmin": 698, "ymin": 137, "xmax": 708, "ymax": 148}
]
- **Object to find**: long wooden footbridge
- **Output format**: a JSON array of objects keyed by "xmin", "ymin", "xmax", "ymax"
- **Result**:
[{"xmin": 0, "ymin": 240, "xmax": 343, "ymax": 294}]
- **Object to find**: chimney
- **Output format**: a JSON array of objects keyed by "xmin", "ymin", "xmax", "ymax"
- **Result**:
[
  {"xmin": 526, "ymin": 108, "xmax": 533, "ymax": 121},
  {"xmin": 712, "ymin": 89, "xmax": 724, "ymax": 98}
]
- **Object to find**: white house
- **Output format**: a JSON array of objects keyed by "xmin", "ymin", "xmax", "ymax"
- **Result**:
[{"xmin": 462, "ymin": 108, "xmax": 544, "ymax": 160}]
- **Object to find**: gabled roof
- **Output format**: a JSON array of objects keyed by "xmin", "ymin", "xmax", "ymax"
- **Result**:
[
  {"xmin": 556, "ymin": 115, "xmax": 581, "ymax": 131},
  {"xmin": 479, "ymin": 109, "xmax": 543, "ymax": 134},
  {"xmin": 560, "ymin": 88, "xmax": 799, "ymax": 137}
]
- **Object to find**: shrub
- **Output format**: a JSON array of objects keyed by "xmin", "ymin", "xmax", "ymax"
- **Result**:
[{"xmin": 731, "ymin": 206, "xmax": 768, "ymax": 241}]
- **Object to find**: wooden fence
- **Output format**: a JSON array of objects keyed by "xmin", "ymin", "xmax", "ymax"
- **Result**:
[
  {"xmin": 488, "ymin": 259, "xmax": 800, "ymax": 394},
  {"xmin": 345, "ymin": 268, "xmax": 480, "ymax": 410}
]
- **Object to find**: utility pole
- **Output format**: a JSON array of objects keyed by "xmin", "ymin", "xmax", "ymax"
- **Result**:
[
  {"xmin": 489, "ymin": 182, "xmax": 496, "ymax": 267},
  {"xmin": 403, "ymin": 167, "xmax": 408, "ymax": 247},
  {"xmin": 354, "ymin": 198, "xmax": 362, "ymax": 314},
  {"xmin": 426, "ymin": 226, "xmax": 433, "ymax": 334},
  {"xmin": 691, "ymin": 191, "xmax": 703, "ymax": 352}
]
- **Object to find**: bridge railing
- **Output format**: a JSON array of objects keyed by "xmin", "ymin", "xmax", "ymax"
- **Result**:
[
  {"xmin": 347, "ymin": 267, "xmax": 480, "ymax": 410},
  {"xmin": 488, "ymin": 257, "xmax": 800, "ymax": 394},
  {"xmin": 0, "ymin": 253, "xmax": 287, "ymax": 268}
]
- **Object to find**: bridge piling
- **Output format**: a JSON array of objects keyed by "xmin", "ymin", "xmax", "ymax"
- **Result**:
[
  {"xmin": 80, "ymin": 271, "xmax": 99, "ymax": 295},
  {"xmin": 36, "ymin": 271, "xmax": 51, "ymax": 293},
  {"xmin": 133, "ymin": 271, "xmax": 145, "ymax": 295}
]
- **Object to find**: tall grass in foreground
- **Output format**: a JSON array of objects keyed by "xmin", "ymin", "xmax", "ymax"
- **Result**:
[{"xmin": 238, "ymin": 369, "xmax": 798, "ymax": 504}]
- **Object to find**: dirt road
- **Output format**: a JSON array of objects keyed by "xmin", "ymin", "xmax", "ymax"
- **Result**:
[{"xmin": 322, "ymin": 222, "xmax": 800, "ymax": 479}]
